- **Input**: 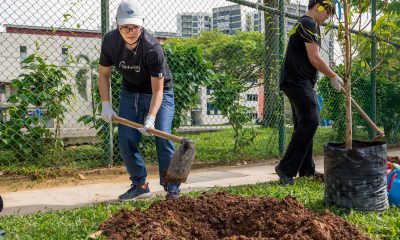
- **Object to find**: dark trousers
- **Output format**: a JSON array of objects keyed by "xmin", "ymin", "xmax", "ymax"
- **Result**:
[{"xmin": 278, "ymin": 85, "xmax": 319, "ymax": 177}]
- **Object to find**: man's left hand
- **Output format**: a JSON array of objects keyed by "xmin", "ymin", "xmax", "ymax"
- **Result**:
[
  {"xmin": 329, "ymin": 75, "xmax": 344, "ymax": 92},
  {"xmin": 138, "ymin": 115, "xmax": 155, "ymax": 136}
]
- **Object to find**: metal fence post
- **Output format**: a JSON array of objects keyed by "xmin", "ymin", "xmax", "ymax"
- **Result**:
[
  {"xmin": 278, "ymin": 0, "xmax": 285, "ymax": 155},
  {"xmin": 101, "ymin": 0, "xmax": 113, "ymax": 166},
  {"xmin": 263, "ymin": 0, "xmax": 279, "ymax": 128},
  {"xmin": 370, "ymin": 0, "xmax": 377, "ymax": 134}
]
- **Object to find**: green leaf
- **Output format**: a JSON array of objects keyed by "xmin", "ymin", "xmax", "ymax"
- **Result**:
[{"xmin": 288, "ymin": 24, "xmax": 299, "ymax": 37}]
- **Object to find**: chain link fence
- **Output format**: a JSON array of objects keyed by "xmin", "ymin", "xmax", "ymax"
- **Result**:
[{"xmin": 0, "ymin": 0, "xmax": 398, "ymax": 175}]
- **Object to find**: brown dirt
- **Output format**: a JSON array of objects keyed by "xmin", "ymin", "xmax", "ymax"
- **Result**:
[
  {"xmin": 99, "ymin": 192, "xmax": 370, "ymax": 240},
  {"xmin": 0, "ymin": 167, "xmax": 131, "ymax": 192},
  {"xmin": 388, "ymin": 156, "xmax": 400, "ymax": 164}
]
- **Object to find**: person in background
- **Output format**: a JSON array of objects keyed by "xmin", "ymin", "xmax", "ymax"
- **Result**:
[
  {"xmin": 275, "ymin": 0, "xmax": 343, "ymax": 185},
  {"xmin": 98, "ymin": 0, "xmax": 180, "ymax": 200}
]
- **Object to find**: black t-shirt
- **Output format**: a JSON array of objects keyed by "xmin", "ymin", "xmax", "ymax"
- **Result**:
[
  {"xmin": 280, "ymin": 15, "xmax": 321, "ymax": 88},
  {"xmin": 99, "ymin": 29, "xmax": 173, "ymax": 93}
]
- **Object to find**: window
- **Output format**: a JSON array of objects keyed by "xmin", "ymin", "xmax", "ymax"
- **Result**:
[
  {"xmin": 247, "ymin": 94, "xmax": 258, "ymax": 102},
  {"xmin": 248, "ymin": 112, "xmax": 258, "ymax": 120},
  {"xmin": 230, "ymin": 16, "xmax": 241, "ymax": 22},
  {"xmin": 61, "ymin": 47, "xmax": 68, "ymax": 65},
  {"xmin": 206, "ymin": 86, "xmax": 212, "ymax": 95},
  {"xmin": 287, "ymin": 7, "xmax": 296, "ymax": 13},
  {"xmin": 20, "ymin": 46, "xmax": 27, "ymax": 65},
  {"xmin": 220, "ymin": 11, "xmax": 230, "ymax": 16},
  {"xmin": 230, "ymin": 9, "xmax": 241, "ymax": 15},
  {"xmin": 230, "ymin": 22, "xmax": 242, "ymax": 29},
  {"xmin": 250, "ymin": 79, "xmax": 258, "ymax": 84},
  {"xmin": 183, "ymin": 16, "xmax": 191, "ymax": 21},
  {"xmin": 207, "ymin": 102, "xmax": 220, "ymax": 115}
]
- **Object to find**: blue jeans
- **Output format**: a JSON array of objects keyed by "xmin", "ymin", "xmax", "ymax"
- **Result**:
[{"xmin": 118, "ymin": 90, "xmax": 175, "ymax": 186}]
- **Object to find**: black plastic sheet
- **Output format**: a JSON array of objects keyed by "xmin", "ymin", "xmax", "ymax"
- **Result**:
[{"xmin": 324, "ymin": 140, "xmax": 388, "ymax": 211}]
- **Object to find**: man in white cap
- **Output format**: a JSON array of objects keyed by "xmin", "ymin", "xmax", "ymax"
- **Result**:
[{"xmin": 98, "ymin": 0, "xmax": 180, "ymax": 200}]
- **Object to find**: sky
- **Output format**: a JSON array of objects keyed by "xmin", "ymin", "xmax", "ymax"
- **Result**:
[
  {"xmin": 0, "ymin": 0, "xmax": 373, "ymax": 33},
  {"xmin": 0, "ymin": 0, "xmax": 254, "ymax": 32}
]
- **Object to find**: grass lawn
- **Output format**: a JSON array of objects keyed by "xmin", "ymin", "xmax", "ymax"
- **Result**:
[
  {"xmin": 1, "ymin": 178, "xmax": 399, "ymax": 240},
  {"xmin": 0, "ymin": 126, "xmax": 393, "ymax": 178}
]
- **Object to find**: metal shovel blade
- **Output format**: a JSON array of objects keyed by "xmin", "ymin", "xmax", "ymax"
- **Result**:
[{"xmin": 165, "ymin": 139, "xmax": 196, "ymax": 183}]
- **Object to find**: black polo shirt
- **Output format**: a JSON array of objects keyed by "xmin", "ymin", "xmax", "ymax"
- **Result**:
[
  {"xmin": 100, "ymin": 29, "xmax": 173, "ymax": 93},
  {"xmin": 280, "ymin": 15, "xmax": 321, "ymax": 88}
]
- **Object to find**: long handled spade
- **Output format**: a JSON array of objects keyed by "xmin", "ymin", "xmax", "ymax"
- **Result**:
[
  {"xmin": 112, "ymin": 115, "xmax": 195, "ymax": 183},
  {"xmin": 340, "ymin": 86, "xmax": 385, "ymax": 141}
]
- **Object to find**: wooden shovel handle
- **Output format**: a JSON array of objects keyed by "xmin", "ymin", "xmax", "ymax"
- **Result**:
[
  {"xmin": 340, "ymin": 87, "xmax": 385, "ymax": 139},
  {"xmin": 112, "ymin": 116, "xmax": 183, "ymax": 143}
]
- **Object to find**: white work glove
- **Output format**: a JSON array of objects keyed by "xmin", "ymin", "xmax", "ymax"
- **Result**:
[
  {"xmin": 329, "ymin": 75, "xmax": 344, "ymax": 92},
  {"xmin": 138, "ymin": 115, "xmax": 155, "ymax": 136},
  {"xmin": 101, "ymin": 101, "xmax": 116, "ymax": 122}
]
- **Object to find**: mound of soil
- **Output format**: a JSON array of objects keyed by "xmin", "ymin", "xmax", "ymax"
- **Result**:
[
  {"xmin": 388, "ymin": 156, "xmax": 400, "ymax": 164},
  {"xmin": 99, "ymin": 192, "xmax": 370, "ymax": 240}
]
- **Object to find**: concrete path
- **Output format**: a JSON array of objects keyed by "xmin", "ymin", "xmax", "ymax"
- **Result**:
[{"xmin": 1, "ymin": 148, "xmax": 399, "ymax": 216}]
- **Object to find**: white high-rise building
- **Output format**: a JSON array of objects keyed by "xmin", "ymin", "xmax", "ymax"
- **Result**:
[
  {"xmin": 177, "ymin": 12, "xmax": 211, "ymax": 38},
  {"xmin": 212, "ymin": 5, "xmax": 254, "ymax": 35}
]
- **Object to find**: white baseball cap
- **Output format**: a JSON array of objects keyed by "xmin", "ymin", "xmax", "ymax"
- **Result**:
[{"xmin": 116, "ymin": 0, "xmax": 144, "ymax": 26}]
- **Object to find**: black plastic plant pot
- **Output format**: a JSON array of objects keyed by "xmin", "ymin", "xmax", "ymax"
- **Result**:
[{"xmin": 324, "ymin": 140, "xmax": 388, "ymax": 211}]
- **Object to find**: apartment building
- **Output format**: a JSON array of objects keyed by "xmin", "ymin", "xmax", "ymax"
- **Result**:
[
  {"xmin": 177, "ymin": 12, "xmax": 211, "ymax": 38},
  {"xmin": 0, "ymin": 24, "xmax": 101, "ymax": 137}
]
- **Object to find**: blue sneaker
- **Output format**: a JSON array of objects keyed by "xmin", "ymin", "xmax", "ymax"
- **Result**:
[
  {"xmin": 118, "ymin": 183, "xmax": 152, "ymax": 202},
  {"xmin": 164, "ymin": 183, "xmax": 181, "ymax": 200}
]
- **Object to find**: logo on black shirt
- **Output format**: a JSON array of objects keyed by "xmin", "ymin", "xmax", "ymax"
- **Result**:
[{"xmin": 119, "ymin": 61, "xmax": 140, "ymax": 73}]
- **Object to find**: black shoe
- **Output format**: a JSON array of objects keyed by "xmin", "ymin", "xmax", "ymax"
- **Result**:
[
  {"xmin": 300, "ymin": 171, "xmax": 324, "ymax": 178},
  {"xmin": 275, "ymin": 166, "xmax": 294, "ymax": 185},
  {"xmin": 313, "ymin": 172, "xmax": 324, "ymax": 178}
]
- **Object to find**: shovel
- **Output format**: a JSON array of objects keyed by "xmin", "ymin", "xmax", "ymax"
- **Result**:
[
  {"xmin": 112, "ymin": 115, "xmax": 195, "ymax": 183},
  {"xmin": 340, "ymin": 86, "xmax": 385, "ymax": 141}
]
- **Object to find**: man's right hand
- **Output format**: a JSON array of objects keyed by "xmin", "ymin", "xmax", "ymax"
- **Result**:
[
  {"xmin": 329, "ymin": 75, "xmax": 344, "ymax": 92},
  {"xmin": 101, "ymin": 101, "xmax": 116, "ymax": 122}
]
